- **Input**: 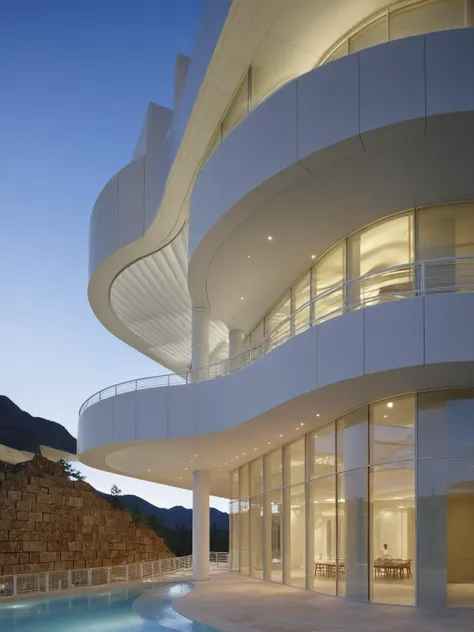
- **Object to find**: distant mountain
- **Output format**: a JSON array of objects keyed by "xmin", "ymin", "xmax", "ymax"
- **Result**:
[
  {"xmin": 112, "ymin": 495, "xmax": 229, "ymax": 531},
  {"xmin": 0, "ymin": 395, "xmax": 77, "ymax": 454}
]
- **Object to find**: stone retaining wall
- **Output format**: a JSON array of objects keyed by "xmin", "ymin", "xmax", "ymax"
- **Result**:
[{"xmin": 0, "ymin": 455, "xmax": 171, "ymax": 576}]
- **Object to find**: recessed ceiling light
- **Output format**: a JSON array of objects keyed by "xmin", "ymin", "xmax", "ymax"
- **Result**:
[
  {"xmin": 184, "ymin": 467, "xmax": 188, "ymax": 470},
  {"xmin": 311, "ymin": 255, "xmax": 316, "ymax": 259},
  {"xmin": 195, "ymin": 454, "xmax": 198, "ymax": 457},
  {"xmin": 300, "ymin": 422, "xmax": 304, "ymax": 426},
  {"xmin": 387, "ymin": 402, "xmax": 393, "ymax": 408},
  {"xmin": 243, "ymin": 453, "xmax": 246, "ymax": 456},
  {"xmin": 224, "ymin": 462, "xmax": 228, "ymax": 465},
  {"xmin": 383, "ymin": 414, "xmax": 387, "ymax": 419},
  {"xmin": 268, "ymin": 442, "xmax": 271, "ymax": 445},
  {"xmin": 267, "ymin": 236, "xmax": 272, "ymax": 241},
  {"xmin": 254, "ymin": 448, "xmax": 258, "ymax": 451},
  {"xmin": 218, "ymin": 469, "xmax": 221, "ymax": 472},
  {"xmin": 247, "ymin": 255, "xmax": 251, "ymax": 259},
  {"xmin": 316, "ymin": 413, "xmax": 320, "ymax": 417},
  {"xmin": 179, "ymin": 477, "xmax": 182, "ymax": 480},
  {"xmin": 147, "ymin": 469, "xmax": 151, "ymax": 472},
  {"xmin": 295, "ymin": 427, "xmax": 299, "ymax": 430},
  {"xmin": 279, "ymin": 434, "xmax": 283, "ymax": 438},
  {"xmin": 240, "ymin": 296, "xmax": 244, "ymax": 300},
  {"xmin": 236, "ymin": 456, "xmax": 239, "ymax": 459}
]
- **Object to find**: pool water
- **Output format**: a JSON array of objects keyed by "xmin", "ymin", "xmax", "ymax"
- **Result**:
[{"xmin": 0, "ymin": 581, "xmax": 219, "ymax": 632}]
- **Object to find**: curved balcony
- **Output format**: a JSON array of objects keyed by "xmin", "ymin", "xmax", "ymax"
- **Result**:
[{"xmin": 80, "ymin": 254, "xmax": 474, "ymax": 416}]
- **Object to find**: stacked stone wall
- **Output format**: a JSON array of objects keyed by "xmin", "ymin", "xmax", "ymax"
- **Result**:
[{"xmin": 0, "ymin": 456, "xmax": 171, "ymax": 576}]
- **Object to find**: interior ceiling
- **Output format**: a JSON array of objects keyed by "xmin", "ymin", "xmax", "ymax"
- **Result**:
[
  {"xmin": 204, "ymin": 125, "xmax": 474, "ymax": 334},
  {"xmin": 95, "ymin": 0, "xmax": 401, "ymax": 373},
  {"xmin": 110, "ymin": 227, "xmax": 228, "ymax": 372}
]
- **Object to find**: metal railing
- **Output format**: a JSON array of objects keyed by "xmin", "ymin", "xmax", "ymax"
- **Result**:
[
  {"xmin": 79, "ymin": 255, "xmax": 474, "ymax": 415},
  {"xmin": 0, "ymin": 553, "xmax": 229, "ymax": 598}
]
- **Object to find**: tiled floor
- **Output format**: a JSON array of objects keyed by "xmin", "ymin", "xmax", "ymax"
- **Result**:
[{"xmin": 173, "ymin": 573, "xmax": 474, "ymax": 632}]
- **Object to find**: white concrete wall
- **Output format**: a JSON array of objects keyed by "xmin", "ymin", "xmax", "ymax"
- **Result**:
[{"xmin": 78, "ymin": 293, "xmax": 474, "ymax": 454}]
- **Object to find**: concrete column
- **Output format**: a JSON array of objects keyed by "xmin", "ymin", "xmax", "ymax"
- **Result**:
[
  {"xmin": 193, "ymin": 470, "xmax": 210, "ymax": 581},
  {"xmin": 191, "ymin": 307, "xmax": 209, "ymax": 380}
]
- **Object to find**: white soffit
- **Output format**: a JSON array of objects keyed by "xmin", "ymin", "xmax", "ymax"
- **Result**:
[{"xmin": 110, "ymin": 228, "xmax": 228, "ymax": 372}]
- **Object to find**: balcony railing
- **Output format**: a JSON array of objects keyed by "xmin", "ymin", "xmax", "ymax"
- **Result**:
[
  {"xmin": 80, "ymin": 255, "xmax": 474, "ymax": 415},
  {"xmin": 0, "ymin": 553, "xmax": 229, "ymax": 598}
]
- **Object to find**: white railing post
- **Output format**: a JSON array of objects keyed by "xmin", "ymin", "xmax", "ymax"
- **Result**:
[
  {"xmin": 107, "ymin": 567, "xmax": 111, "ymax": 584},
  {"xmin": 13, "ymin": 575, "xmax": 17, "ymax": 597},
  {"xmin": 125, "ymin": 565, "xmax": 129, "ymax": 582},
  {"xmin": 419, "ymin": 260, "xmax": 426, "ymax": 295},
  {"xmin": 140, "ymin": 563, "xmax": 143, "ymax": 579},
  {"xmin": 68, "ymin": 570, "xmax": 72, "ymax": 589},
  {"xmin": 45, "ymin": 573, "xmax": 49, "ymax": 592}
]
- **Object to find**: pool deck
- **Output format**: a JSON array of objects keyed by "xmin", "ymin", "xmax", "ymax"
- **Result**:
[{"xmin": 173, "ymin": 573, "xmax": 474, "ymax": 632}]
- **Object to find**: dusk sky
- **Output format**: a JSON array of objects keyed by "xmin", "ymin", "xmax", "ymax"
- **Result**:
[{"xmin": 0, "ymin": 0, "xmax": 227, "ymax": 511}]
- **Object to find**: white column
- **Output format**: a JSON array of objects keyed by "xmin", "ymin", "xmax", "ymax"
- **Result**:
[
  {"xmin": 191, "ymin": 307, "xmax": 209, "ymax": 380},
  {"xmin": 193, "ymin": 470, "xmax": 210, "ymax": 581}
]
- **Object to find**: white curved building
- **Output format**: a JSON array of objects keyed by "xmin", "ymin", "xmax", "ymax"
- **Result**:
[{"xmin": 79, "ymin": 0, "xmax": 474, "ymax": 607}]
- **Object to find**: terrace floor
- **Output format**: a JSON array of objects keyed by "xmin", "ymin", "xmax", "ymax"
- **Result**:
[{"xmin": 173, "ymin": 572, "xmax": 474, "ymax": 632}]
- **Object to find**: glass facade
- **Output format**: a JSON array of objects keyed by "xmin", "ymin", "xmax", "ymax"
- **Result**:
[
  {"xmin": 243, "ymin": 202, "xmax": 474, "ymax": 349},
  {"xmin": 230, "ymin": 389, "xmax": 474, "ymax": 607}
]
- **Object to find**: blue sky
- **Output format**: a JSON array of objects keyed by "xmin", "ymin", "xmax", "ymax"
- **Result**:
[{"xmin": 0, "ymin": 0, "xmax": 227, "ymax": 511}]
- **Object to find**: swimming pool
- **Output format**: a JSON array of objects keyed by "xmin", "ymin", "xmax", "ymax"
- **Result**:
[{"xmin": 0, "ymin": 581, "xmax": 219, "ymax": 631}]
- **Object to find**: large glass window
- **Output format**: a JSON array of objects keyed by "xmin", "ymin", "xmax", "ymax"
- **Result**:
[
  {"xmin": 337, "ymin": 406, "xmax": 368, "ymax": 472},
  {"xmin": 307, "ymin": 421, "xmax": 336, "ymax": 479},
  {"xmin": 370, "ymin": 462, "xmax": 415, "ymax": 605},
  {"xmin": 417, "ymin": 202, "xmax": 474, "ymax": 291},
  {"xmin": 265, "ymin": 490, "xmax": 283, "ymax": 583},
  {"xmin": 370, "ymin": 395, "xmax": 415, "ymax": 464},
  {"xmin": 284, "ymin": 484, "xmax": 306, "ymax": 588},
  {"xmin": 264, "ymin": 449, "xmax": 282, "ymax": 491},
  {"xmin": 348, "ymin": 213, "xmax": 414, "ymax": 307},
  {"xmin": 417, "ymin": 389, "xmax": 474, "ymax": 459},
  {"xmin": 309, "ymin": 475, "xmax": 337, "ymax": 595},
  {"xmin": 230, "ymin": 468, "xmax": 239, "ymax": 500},
  {"xmin": 292, "ymin": 271, "xmax": 311, "ymax": 333},
  {"xmin": 265, "ymin": 292, "xmax": 291, "ymax": 345},
  {"xmin": 312, "ymin": 243, "xmax": 345, "ymax": 322},
  {"xmin": 231, "ymin": 388, "xmax": 474, "ymax": 608},
  {"xmin": 250, "ymin": 457, "xmax": 263, "ymax": 496},
  {"xmin": 349, "ymin": 15, "xmax": 387, "ymax": 53},
  {"xmin": 390, "ymin": 0, "xmax": 465, "ymax": 41},
  {"xmin": 284, "ymin": 438, "xmax": 305, "ymax": 486},
  {"xmin": 250, "ymin": 494, "xmax": 264, "ymax": 579}
]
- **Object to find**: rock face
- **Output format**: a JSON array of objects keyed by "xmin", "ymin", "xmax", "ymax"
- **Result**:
[{"xmin": 0, "ymin": 456, "xmax": 171, "ymax": 577}]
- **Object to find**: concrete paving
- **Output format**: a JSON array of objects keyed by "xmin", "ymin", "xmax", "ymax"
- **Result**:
[{"xmin": 173, "ymin": 573, "xmax": 474, "ymax": 632}]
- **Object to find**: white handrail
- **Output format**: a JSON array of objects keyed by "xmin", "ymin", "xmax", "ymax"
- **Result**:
[
  {"xmin": 79, "ymin": 255, "xmax": 474, "ymax": 415},
  {"xmin": 0, "ymin": 552, "xmax": 229, "ymax": 598}
]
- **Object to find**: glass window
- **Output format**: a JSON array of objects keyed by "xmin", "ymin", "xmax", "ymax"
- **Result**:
[
  {"xmin": 308, "ymin": 476, "xmax": 337, "ymax": 595},
  {"xmin": 230, "ymin": 468, "xmax": 239, "ymax": 500},
  {"xmin": 348, "ymin": 213, "xmax": 414, "ymax": 307},
  {"xmin": 239, "ymin": 464, "xmax": 249, "ymax": 500},
  {"xmin": 417, "ymin": 456, "xmax": 474, "ymax": 607},
  {"xmin": 390, "ymin": 0, "xmax": 465, "ymax": 41},
  {"xmin": 349, "ymin": 15, "xmax": 387, "ymax": 53},
  {"xmin": 222, "ymin": 71, "xmax": 249, "ymax": 139},
  {"xmin": 370, "ymin": 462, "xmax": 415, "ymax": 605},
  {"xmin": 284, "ymin": 438, "xmax": 305, "ymax": 486},
  {"xmin": 265, "ymin": 292, "xmax": 291, "ymax": 348},
  {"xmin": 230, "ymin": 500, "xmax": 240, "ymax": 571},
  {"xmin": 370, "ymin": 395, "xmax": 415, "ymax": 464},
  {"xmin": 250, "ymin": 322, "xmax": 264, "ymax": 348},
  {"xmin": 337, "ymin": 473, "xmax": 346, "ymax": 597},
  {"xmin": 417, "ymin": 202, "xmax": 474, "ymax": 291},
  {"xmin": 292, "ymin": 271, "xmax": 311, "ymax": 333},
  {"xmin": 312, "ymin": 243, "xmax": 345, "ymax": 323},
  {"xmin": 337, "ymin": 406, "xmax": 369, "ymax": 472},
  {"xmin": 321, "ymin": 39, "xmax": 349, "ymax": 65},
  {"xmin": 284, "ymin": 484, "xmax": 306, "ymax": 588},
  {"xmin": 340, "ymin": 468, "xmax": 369, "ymax": 602},
  {"xmin": 307, "ymin": 421, "xmax": 336, "ymax": 479},
  {"xmin": 239, "ymin": 499, "xmax": 250, "ymax": 575},
  {"xmin": 250, "ymin": 494, "xmax": 264, "ymax": 579},
  {"xmin": 264, "ymin": 449, "xmax": 282, "ymax": 491},
  {"xmin": 250, "ymin": 457, "xmax": 263, "ymax": 496},
  {"xmin": 264, "ymin": 490, "xmax": 282, "ymax": 583},
  {"xmin": 417, "ymin": 389, "xmax": 474, "ymax": 459}
]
